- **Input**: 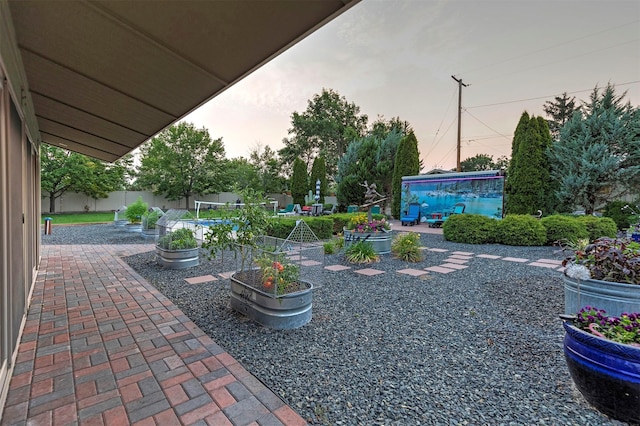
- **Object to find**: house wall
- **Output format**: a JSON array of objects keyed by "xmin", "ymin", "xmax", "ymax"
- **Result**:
[{"xmin": 0, "ymin": 41, "xmax": 40, "ymax": 418}]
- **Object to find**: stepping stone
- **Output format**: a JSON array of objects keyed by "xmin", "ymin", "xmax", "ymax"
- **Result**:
[
  {"xmin": 424, "ymin": 265, "xmax": 457, "ymax": 274},
  {"xmin": 557, "ymin": 266, "xmax": 566, "ymax": 273},
  {"xmin": 502, "ymin": 257, "xmax": 528, "ymax": 263},
  {"xmin": 440, "ymin": 263, "xmax": 468, "ymax": 270},
  {"xmin": 397, "ymin": 268, "xmax": 428, "ymax": 277},
  {"xmin": 476, "ymin": 254, "xmax": 501, "ymax": 259},
  {"xmin": 299, "ymin": 260, "xmax": 322, "ymax": 266},
  {"xmin": 536, "ymin": 258, "xmax": 563, "ymax": 265},
  {"xmin": 325, "ymin": 264, "xmax": 351, "ymax": 271},
  {"xmin": 184, "ymin": 275, "xmax": 217, "ymax": 284},
  {"xmin": 444, "ymin": 258, "xmax": 468, "ymax": 265},
  {"xmin": 448, "ymin": 254, "xmax": 473, "ymax": 260},
  {"xmin": 218, "ymin": 271, "xmax": 235, "ymax": 279},
  {"xmin": 354, "ymin": 268, "xmax": 385, "ymax": 276},
  {"xmin": 452, "ymin": 251, "xmax": 474, "ymax": 256},
  {"xmin": 427, "ymin": 248, "xmax": 449, "ymax": 252},
  {"xmin": 529, "ymin": 262, "xmax": 559, "ymax": 269}
]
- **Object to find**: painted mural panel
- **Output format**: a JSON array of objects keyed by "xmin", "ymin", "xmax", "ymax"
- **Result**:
[{"xmin": 401, "ymin": 171, "xmax": 505, "ymax": 222}]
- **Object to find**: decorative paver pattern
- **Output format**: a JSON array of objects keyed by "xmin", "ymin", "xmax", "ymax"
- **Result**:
[
  {"xmin": 443, "ymin": 258, "xmax": 469, "ymax": 265},
  {"xmin": 1, "ymin": 244, "xmax": 307, "ymax": 426},
  {"xmin": 476, "ymin": 254, "xmax": 501, "ymax": 259},
  {"xmin": 440, "ymin": 263, "xmax": 468, "ymax": 270}
]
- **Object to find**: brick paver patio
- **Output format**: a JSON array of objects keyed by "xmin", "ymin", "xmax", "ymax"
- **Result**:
[{"xmin": 1, "ymin": 244, "xmax": 306, "ymax": 426}]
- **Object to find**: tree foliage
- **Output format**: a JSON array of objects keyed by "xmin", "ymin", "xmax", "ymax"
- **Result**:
[
  {"xmin": 543, "ymin": 92, "xmax": 580, "ymax": 141},
  {"xmin": 391, "ymin": 132, "xmax": 421, "ymax": 218},
  {"xmin": 40, "ymin": 144, "xmax": 132, "ymax": 213},
  {"xmin": 309, "ymin": 156, "xmax": 328, "ymax": 203},
  {"xmin": 278, "ymin": 88, "xmax": 368, "ymax": 179},
  {"xmin": 548, "ymin": 84, "xmax": 640, "ymax": 214},
  {"xmin": 505, "ymin": 112, "xmax": 553, "ymax": 215},
  {"xmin": 136, "ymin": 122, "xmax": 226, "ymax": 208},
  {"xmin": 223, "ymin": 158, "xmax": 261, "ymax": 192},
  {"xmin": 248, "ymin": 144, "xmax": 286, "ymax": 194},
  {"xmin": 290, "ymin": 158, "xmax": 308, "ymax": 205},
  {"xmin": 460, "ymin": 154, "xmax": 509, "ymax": 172}
]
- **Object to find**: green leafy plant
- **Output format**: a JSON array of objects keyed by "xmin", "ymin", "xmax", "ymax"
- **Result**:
[
  {"xmin": 124, "ymin": 196, "xmax": 148, "ymax": 223},
  {"xmin": 572, "ymin": 306, "xmax": 640, "ymax": 346},
  {"xmin": 391, "ymin": 232, "xmax": 422, "ymax": 262},
  {"xmin": 254, "ymin": 253, "xmax": 300, "ymax": 295},
  {"xmin": 323, "ymin": 242, "xmax": 335, "ymax": 255},
  {"xmin": 345, "ymin": 240, "xmax": 378, "ymax": 264},
  {"xmin": 156, "ymin": 227, "xmax": 198, "ymax": 250},
  {"xmin": 562, "ymin": 237, "xmax": 640, "ymax": 285},
  {"xmin": 142, "ymin": 210, "xmax": 162, "ymax": 230}
]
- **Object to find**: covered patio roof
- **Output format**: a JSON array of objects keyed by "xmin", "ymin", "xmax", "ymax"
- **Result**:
[{"xmin": 6, "ymin": 0, "xmax": 359, "ymax": 162}]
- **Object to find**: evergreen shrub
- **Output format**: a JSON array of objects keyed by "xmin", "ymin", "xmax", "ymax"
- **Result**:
[
  {"xmin": 442, "ymin": 214, "xmax": 497, "ymax": 244},
  {"xmin": 603, "ymin": 200, "xmax": 635, "ymax": 230},
  {"xmin": 539, "ymin": 215, "xmax": 588, "ymax": 245},
  {"xmin": 576, "ymin": 215, "xmax": 617, "ymax": 241},
  {"xmin": 495, "ymin": 215, "xmax": 546, "ymax": 246}
]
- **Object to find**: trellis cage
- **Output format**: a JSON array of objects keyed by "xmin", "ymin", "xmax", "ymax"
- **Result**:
[
  {"xmin": 113, "ymin": 205, "xmax": 128, "ymax": 226},
  {"xmin": 233, "ymin": 219, "xmax": 324, "ymax": 296},
  {"xmin": 156, "ymin": 209, "xmax": 197, "ymax": 238},
  {"xmin": 142, "ymin": 207, "xmax": 164, "ymax": 231}
]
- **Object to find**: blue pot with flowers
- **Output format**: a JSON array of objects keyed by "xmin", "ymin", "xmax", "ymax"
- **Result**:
[
  {"xmin": 343, "ymin": 213, "xmax": 392, "ymax": 255},
  {"xmin": 562, "ymin": 307, "xmax": 640, "ymax": 423}
]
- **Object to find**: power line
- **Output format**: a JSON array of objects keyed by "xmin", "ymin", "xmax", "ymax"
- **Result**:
[
  {"xmin": 463, "ymin": 109, "xmax": 511, "ymax": 141},
  {"xmin": 460, "ymin": 20, "xmax": 639, "ymax": 76},
  {"xmin": 466, "ymin": 80, "xmax": 640, "ymax": 109}
]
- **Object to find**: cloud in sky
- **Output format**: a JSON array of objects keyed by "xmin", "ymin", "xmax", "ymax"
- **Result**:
[{"xmin": 184, "ymin": 0, "xmax": 640, "ymax": 170}]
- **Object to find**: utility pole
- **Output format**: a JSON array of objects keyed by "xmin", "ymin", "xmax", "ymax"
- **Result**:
[{"xmin": 451, "ymin": 75, "xmax": 468, "ymax": 172}]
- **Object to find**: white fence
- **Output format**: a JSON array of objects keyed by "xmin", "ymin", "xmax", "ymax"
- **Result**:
[{"xmin": 42, "ymin": 191, "xmax": 336, "ymax": 213}]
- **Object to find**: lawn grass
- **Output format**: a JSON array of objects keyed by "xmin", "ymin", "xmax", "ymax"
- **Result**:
[{"xmin": 41, "ymin": 212, "xmax": 115, "ymax": 224}]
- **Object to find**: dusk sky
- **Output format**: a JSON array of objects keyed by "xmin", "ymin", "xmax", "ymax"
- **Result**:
[{"xmin": 183, "ymin": 0, "xmax": 640, "ymax": 172}]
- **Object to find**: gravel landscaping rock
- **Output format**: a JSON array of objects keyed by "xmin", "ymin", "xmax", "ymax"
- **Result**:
[{"xmin": 46, "ymin": 225, "xmax": 629, "ymax": 425}]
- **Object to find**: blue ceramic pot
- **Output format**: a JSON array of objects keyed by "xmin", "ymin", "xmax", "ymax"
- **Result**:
[{"xmin": 563, "ymin": 322, "xmax": 640, "ymax": 423}]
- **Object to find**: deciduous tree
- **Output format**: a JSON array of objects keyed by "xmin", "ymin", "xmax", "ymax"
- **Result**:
[{"xmin": 137, "ymin": 122, "xmax": 226, "ymax": 208}]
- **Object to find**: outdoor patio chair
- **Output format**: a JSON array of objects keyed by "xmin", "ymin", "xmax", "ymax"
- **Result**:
[
  {"xmin": 322, "ymin": 204, "xmax": 336, "ymax": 215},
  {"xmin": 278, "ymin": 204, "xmax": 296, "ymax": 216},
  {"xmin": 347, "ymin": 205, "xmax": 359, "ymax": 213},
  {"xmin": 370, "ymin": 205, "xmax": 381, "ymax": 214},
  {"xmin": 400, "ymin": 202, "xmax": 421, "ymax": 226}
]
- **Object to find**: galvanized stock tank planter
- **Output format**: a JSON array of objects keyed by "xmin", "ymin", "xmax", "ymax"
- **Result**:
[
  {"xmin": 564, "ymin": 275, "xmax": 640, "ymax": 316},
  {"xmin": 155, "ymin": 227, "xmax": 199, "ymax": 270},
  {"xmin": 343, "ymin": 228, "xmax": 392, "ymax": 255}
]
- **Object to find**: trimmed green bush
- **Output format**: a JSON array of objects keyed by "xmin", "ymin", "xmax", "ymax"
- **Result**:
[
  {"xmin": 495, "ymin": 215, "xmax": 546, "ymax": 246},
  {"xmin": 603, "ymin": 200, "xmax": 634, "ymax": 230},
  {"xmin": 539, "ymin": 215, "xmax": 588, "ymax": 245},
  {"xmin": 576, "ymin": 215, "xmax": 617, "ymax": 241},
  {"xmin": 267, "ymin": 217, "xmax": 333, "ymax": 240},
  {"xmin": 442, "ymin": 214, "xmax": 497, "ymax": 244}
]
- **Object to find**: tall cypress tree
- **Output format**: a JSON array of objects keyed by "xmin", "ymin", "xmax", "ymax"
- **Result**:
[
  {"xmin": 291, "ymin": 158, "xmax": 308, "ymax": 206},
  {"xmin": 391, "ymin": 131, "xmax": 420, "ymax": 218},
  {"xmin": 505, "ymin": 112, "xmax": 553, "ymax": 215}
]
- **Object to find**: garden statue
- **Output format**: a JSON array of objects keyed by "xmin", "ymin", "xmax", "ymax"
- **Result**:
[{"xmin": 360, "ymin": 181, "xmax": 386, "ymax": 222}]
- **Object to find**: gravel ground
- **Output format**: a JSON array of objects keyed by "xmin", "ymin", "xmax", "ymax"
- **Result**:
[{"xmin": 46, "ymin": 225, "xmax": 629, "ymax": 425}]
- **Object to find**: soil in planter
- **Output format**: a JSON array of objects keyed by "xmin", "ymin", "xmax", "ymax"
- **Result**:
[{"xmin": 234, "ymin": 269, "xmax": 306, "ymax": 295}]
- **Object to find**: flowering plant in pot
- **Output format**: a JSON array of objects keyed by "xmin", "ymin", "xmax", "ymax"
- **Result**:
[
  {"xmin": 346, "ymin": 213, "xmax": 390, "ymax": 233},
  {"xmin": 561, "ymin": 306, "xmax": 640, "ymax": 423},
  {"xmin": 561, "ymin": 237, "xmax": 640, "ymax": 315}
]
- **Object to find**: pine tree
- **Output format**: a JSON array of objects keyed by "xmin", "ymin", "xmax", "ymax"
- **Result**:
[
  {"xmin": 290, "ymin": 158, "xmax": 308, "ymax": 206},
  {"xmin": 505, "ymin": 112, "xmax": 553, "ymax": 215},
  {"xmin": 391, "ymin": 131, "xmax": 420, "ymax": 218},
  {"xmin": 548, "ymin": 84, "xmax": 639, "ymax": 214},
  {"xmin": 543, "ymin": 92, "xmax": 580, "ymax": 141}
]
